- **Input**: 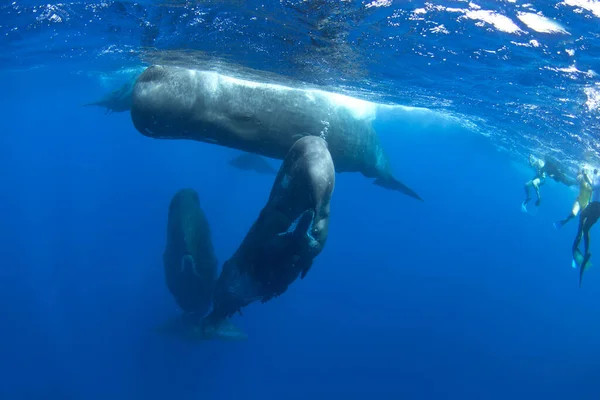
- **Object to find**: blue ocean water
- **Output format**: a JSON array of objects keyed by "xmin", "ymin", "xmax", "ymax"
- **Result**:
[{"xmin": 2, "ymin": 1, "xmax": 600, "ymax": 399}]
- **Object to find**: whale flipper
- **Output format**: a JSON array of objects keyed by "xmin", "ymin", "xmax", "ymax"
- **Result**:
[
  {"xmin": 228, "ymin": 153, "xmax": 278, "ymax": 175},
  {"xmin": 373, "ymin": 176, "xmax": 423, "ymax": 201},
  {"xmin": 274, "ymin": 209, "xmax": 318, "ymax": 279}
]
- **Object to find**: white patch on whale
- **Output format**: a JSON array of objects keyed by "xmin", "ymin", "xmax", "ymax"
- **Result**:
[
  {"xmin": 280, "ymin": 173, "xmax": 291, "ymax": 189},
  {"xmin": 180, "ymin": 68, "xmax": 378, "ymax": 121},
  {"xmin": 181, "ymin": 254, "xmax": 201, "ymax": 277},
  {"xmin": 278, "ymin": 209, "xmax": 318, "ymax": 245}
]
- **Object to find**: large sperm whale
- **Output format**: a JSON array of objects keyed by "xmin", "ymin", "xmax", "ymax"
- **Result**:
[{"xmin": 130, "ymin": 65, "xmax": 422, "ymax": 201}]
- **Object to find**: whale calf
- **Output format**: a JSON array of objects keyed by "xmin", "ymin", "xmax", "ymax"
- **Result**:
[
  {"xmin": 207, "ymin": 136, "xmax": 335, "ymax": 322},
  {"xmin": 130, "ymin": 65, "xmax": 422, "ymax": 201}
]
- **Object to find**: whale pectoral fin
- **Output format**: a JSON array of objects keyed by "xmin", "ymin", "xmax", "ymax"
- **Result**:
[
  {"xmin": 228, "ymin": 153, "xmax": 278, "ymax": 175},
  {"xmin": 276, "ymin": 210, "xmax": 318, "ymax": 281},
  {"xmin": 300, "ymin": 263, "xmax": 313, "ymax": 279},
  {"xmin": 374, "ymin": 176, "xmax": 423, "ymax": 201},
  {"xmin": 276, "ymin": 209, "xmax": 316, "ymax": 243}
]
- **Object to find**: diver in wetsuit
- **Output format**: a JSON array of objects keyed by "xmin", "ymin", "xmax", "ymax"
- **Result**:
[
  {"xmin": 522, "ymin": 155, "xmax": 547, "ymax": 211},
  {"xmin": 554, "ymin": 168, "xmax": 595, "ymax": 229},
  {"xmin": 572, "ymin": 169, "xmax": 600, "ymax": 287},
  {"xmin": 522, "ymin": 154, "xmax": 578, "ymax": 212},
  {"xmin": 543, "ymin": 155, "xmax": 578, "ymax": 187}
]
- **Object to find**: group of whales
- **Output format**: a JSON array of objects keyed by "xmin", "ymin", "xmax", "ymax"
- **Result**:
[{"xmin": 87, "ymin": 64, "xmax": 422, "ymax": 340}]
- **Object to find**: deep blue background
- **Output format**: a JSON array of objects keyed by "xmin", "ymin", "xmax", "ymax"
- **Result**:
[{"xmin": 1, "ymin": 68, "xmax": 600, "ymax": 399}]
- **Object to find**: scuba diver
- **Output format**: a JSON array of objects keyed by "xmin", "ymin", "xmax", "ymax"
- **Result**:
[
  {"xmin": 522, "ymin": 154, "xmax": 577, "ymax": 212},
  {"xmin": 572, "ymin": 169, "xmax": 600, "ymax": 287},
  {"xmin": 554, "ymin": 168, "xmax": 596, "ymax": 229}
]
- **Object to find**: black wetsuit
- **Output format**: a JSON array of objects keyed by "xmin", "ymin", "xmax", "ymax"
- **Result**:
[
  {"xmin": 544, "ymin": 157, "xmax": 577, "ymax": 186},
  {"xmin": 573, "ymin": 201, "xmax": 600, "ymax": 286}
]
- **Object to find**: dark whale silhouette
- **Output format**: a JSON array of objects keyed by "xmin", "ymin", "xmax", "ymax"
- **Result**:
[
  {"xmin": 163, "ymin": 188, "xmax": 217, "ymax": 317},
  {"xmin": 207, "ymin": 136, "xmax": 335, "ymax": 321},
  {"xmin": 160, "ymin": 188, "xmax": 246, "ymax": 341}
]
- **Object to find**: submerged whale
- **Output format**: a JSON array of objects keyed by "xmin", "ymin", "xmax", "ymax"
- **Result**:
[
  {"xmin": 161, "ymin": 188, "xmax": 246, "ymax": 341},
  {"xmin": 163, "ymin": 188, "xmax": 218, "ymax": 316},
  {"xmin": 207, "ymin": 136, "xmax": 335, "ymax": 321},
  {"xmin": 130, "ymin": 65, "xmax": 422, "ymax": 201}
]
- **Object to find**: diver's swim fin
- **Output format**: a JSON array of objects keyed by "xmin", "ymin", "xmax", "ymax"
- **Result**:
[
  {"xmin": 373, "ymin": 176, "xmax": 423, "ymax": 201},
  {"xmin": 553, "ymin": 221, "xmax": 564, "ymax": 230},
  {"xmin": 579, "ymin": 252, "xmax": 592, "ymax": 288}
]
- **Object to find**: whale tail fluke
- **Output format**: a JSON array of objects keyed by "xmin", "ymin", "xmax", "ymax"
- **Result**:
[
  {"xmin": 203, "ymin": 318, "xmax": 248, "ymax": 341},
  {"xmin": 153, "ymin": 314, "xmax": 248, "ymax": 342},
  {"xmin": 374, "ymin": 176, "xmax": 423, "ymax": 201}
]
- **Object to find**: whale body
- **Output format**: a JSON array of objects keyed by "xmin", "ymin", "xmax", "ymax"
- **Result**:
[{"xmin": 130, "ymin": 65, "xmax": 422, "ymax": 201}]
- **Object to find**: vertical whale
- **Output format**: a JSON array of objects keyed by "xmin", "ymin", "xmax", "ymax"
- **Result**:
[
  {"xmin": 163, "ymin": 188, "xmax": 218, "ymax": 317},
  {"xmin": 208, "ymin": 136, "xmax": 335, "ymax": 321}
]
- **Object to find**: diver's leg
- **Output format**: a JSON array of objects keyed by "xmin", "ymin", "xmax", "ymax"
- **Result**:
[
  {"xmin": 580, "ymin": 222, "xmax": 593, "ymax": 287},
  {"xmin": 522, "ymin": 180, "xmax": 533, "ymax": 211},
  {"xmin": 555, "ymin": 201, "xmax": 580, "ymax": 229},
  {"xmin": 532, "ymin": 178, "xmax": 543, "ymax": 206},
  {"xmin": 578, "ymin": 204, "xmax": 600, "ymax": 287},
  {"xmin": 582, "ymin": 208, "xmax": 600, "ymax": 257},
  {"xmin": 583, "ymin": 226, "xmax": 591, "ymax": 258},
  {"xmin": 572, "ymin": 214, "xmax": 586, "ymax": 260}
]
